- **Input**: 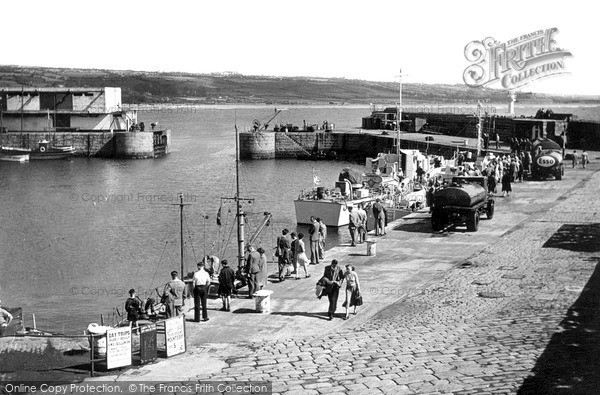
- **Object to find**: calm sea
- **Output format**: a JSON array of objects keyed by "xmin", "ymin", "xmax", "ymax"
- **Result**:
[{"xmin": 0, "ymin": 104, "xmax": 596, "ymax": 334}]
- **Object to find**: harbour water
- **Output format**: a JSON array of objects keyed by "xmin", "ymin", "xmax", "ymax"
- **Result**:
[
  {"xmin": 0, "ymin": 104, "xmax": 596, "ymax": 334},
  {"xmin": 0, "ymin": 106, "xmax": 371, "ymax": 334}
]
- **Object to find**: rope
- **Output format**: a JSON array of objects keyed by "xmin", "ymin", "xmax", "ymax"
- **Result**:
[
  {"xmin": 149, "ymin": 241, "xmax": 169, "ymax": 290},
  {"xmin": 183, "ymin": 210, "xmax": 198, "ymax": 265}
]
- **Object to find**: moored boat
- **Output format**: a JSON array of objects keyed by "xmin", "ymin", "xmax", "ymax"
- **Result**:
[
  {"xmin": 294, "ymin": 153, "xmax": 402, "ymax": 227},
  {"xmin": 0, "ymin": 153, "xmax": 29, "ymax": 162},
  {"xmin": 294, "ymin": 150, "xmax": 456, "ymax": 227},
  {"xmin": 1, "ymin": 140, "xmax": 75, "ymax": 160}
]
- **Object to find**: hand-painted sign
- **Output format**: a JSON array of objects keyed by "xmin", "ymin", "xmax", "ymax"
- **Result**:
[
  {"xmin": 106, "ymin": 326, "xmax": 132, "ymax": 369},
  {"xmin": 164, "ymin": 315, "xmax": 186, "ymax": 357}
]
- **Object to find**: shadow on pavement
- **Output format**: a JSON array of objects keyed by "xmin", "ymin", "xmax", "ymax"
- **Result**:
[
  {"xmin": 519, "ymin": 227, "xmax": 600, "ymax": 393},
  {"xmin": 392, "ymin": 218, "xmax": 432, "ymax": 233},
  {"xmin": 230, "ymin": 308, "xmax": 257, "ymax": 314},
  {"xmin": 270, "ymin": 311, "xmax": 330, "ymax": 320},
  {"xmin": 542, "ymin": 224, "xmax": 600, "ymax": 252}
]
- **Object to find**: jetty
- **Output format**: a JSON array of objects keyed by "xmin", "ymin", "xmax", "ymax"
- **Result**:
[{"xmin": 239, "ymin": 109, "xmax": 600, "ymax": 161}]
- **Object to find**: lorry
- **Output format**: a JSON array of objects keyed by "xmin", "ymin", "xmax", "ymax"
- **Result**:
[
  {"xmin": 530, "ymin": 138, "xmax": 564, "ymax": 180},
  {"xmin": 431, "ymin": 176, "xmax": 494, "ymax": 232}
]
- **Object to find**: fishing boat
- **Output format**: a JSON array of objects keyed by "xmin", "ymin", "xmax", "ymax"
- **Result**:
[
  {"xmin": 293, "ymin": 148, "xmax": 455, "ymax": 227},
  {"xmin": 1, "ymin": 140, "xmax": 75, "ymax": 160},
  {"xmin": 0, "ymin": 152, "xmax": 29, "ymax": 162}
]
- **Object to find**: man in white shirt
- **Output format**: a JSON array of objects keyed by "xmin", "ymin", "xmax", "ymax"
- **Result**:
[{"xmin": 192, "ymin": 263, "xmax": 211, "ymax": 322}]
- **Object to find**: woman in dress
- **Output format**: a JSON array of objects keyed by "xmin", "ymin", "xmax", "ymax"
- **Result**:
[
  {"xmin": 218, "ymin": 260, "xmax": 235, "ymax": 312},
  {"xmin": 257, "ymin": 247, "xmax": 268, "ymax": 289},
  {"xmin": 293, "ymin": 232, "xmax": 311, "ymax": 279},
  {"xmin": 343, "ymin": 265, "xmax": 361, "ymax": 319},
  {"xmin": 501, "ymin": 170, "xmax": 512, "ymax": 197},
  {"xmin": 288, "ymin": 232, "xmax": 298, "ymax": 278}
]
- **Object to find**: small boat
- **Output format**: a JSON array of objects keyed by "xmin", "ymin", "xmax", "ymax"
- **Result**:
[
  {"xmin": 0, "ymin": 153, "xmax": 29, "ymax": 162},
  {"xmin": 294, "ymin": 150, "xmax": 456, "ymax": 227},
  {"xmin": 294, "ymin": 155, "xmax": 402, "ymax": 227},
  {"xmin": 1, "ymin": 140, "xmax": 75, "ymax": 160}
]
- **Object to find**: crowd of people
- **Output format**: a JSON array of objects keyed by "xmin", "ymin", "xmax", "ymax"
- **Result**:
[
  {"xmin": 121, "ymin": 137, "xmax": 593, "ymax": 328},
  {"xmin": 122, "ymin": 213, "xmax": 370, "ymax": 326}
]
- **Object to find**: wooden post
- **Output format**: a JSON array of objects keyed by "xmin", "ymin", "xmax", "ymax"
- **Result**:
[
  {"xmin": 89, "ymin": 334, "xmax": 95, "ymax": 377},
  {"xmin": 100, "ymin": 314, "xmax": 104, "ymax": 326}
]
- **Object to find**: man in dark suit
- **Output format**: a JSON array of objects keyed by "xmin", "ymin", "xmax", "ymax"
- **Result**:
[
  {"xmin": 276, "ymin": 229, "xmax": 292, "ymax": 282},
  {"xmin": 322, "ymin": 259, "xmax": 345, "ymax": 320},
  {"xmin": 245, "ymin": 245, "xmax": 261, "ymax": 299}
]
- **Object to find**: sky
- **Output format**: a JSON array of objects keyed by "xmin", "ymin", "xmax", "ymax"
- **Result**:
[{"xmin": 3, "ymin": 0, "xmax": 598, "ymax": 96}]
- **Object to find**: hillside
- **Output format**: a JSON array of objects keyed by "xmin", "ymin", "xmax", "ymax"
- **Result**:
[{"xmin": 0, "ymin": 65, "xmax": 598, "ymax": 106}]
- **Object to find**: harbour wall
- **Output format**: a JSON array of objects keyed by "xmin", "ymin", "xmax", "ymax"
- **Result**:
[
  {"xmin": 401, "ymin": 112, "xmax": 514, "ymax": 139},
  {"xmin": 240, "ymin": 131, "xmax": 476, "ymax": 161},
  {"xmin": 0, "ymin": 129, "xmax": 171, "ymax": 158}
]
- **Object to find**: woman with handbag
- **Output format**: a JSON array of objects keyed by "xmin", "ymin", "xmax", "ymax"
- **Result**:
[{"xmin": 343, "ymin": 265, "xmax": 362, "ymax": 319}]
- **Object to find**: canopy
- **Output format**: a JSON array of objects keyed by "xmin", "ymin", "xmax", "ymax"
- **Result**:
[{"xmin": 338, "ymin": 168, "xmax": 364, "ymax": 184}]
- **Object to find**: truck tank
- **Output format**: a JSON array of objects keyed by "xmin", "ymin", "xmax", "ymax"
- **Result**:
[
  {"xmin": 534, "ymin": 150, "xmax": 563, "ymax": 169},
  {"xmin": 433, "ymin": 183, "xmax": 487, "ymax": 207}
]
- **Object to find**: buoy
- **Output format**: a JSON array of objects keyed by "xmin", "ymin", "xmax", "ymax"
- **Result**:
[{"xmin": 39, "ymin": 146, "xmax": 46, "ymax": 153}]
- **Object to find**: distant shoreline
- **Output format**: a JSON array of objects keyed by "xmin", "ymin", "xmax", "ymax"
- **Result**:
[{"xmin": 126, "ymin": 102, "xmax": 600, "ymax": 122}]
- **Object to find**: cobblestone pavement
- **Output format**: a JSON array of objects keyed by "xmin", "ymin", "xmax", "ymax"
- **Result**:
[{"xmin": 184, "ymin": 164, "xmax": 600, "ymax": 394}]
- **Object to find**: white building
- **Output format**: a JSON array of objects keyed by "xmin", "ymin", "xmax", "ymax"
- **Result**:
[{"xmin": 0, "ymin": 87, "xmax": 137, "ymax": 132}]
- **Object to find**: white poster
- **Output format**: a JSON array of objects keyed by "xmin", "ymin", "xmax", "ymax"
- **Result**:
[
  {"xmin": 164, "ymin": 315, "xmax": 186, "ymax": 357},
  {"xmin": 106, "ymin": 326, "xmax": 132, "ymax": 369}
]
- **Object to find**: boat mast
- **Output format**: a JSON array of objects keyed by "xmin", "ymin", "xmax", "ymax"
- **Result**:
[
  {"xmin": 172, "ymin": 193, "xmax": 190, "ymax": 277},
  {"xmin": 476, "ymin": 101, "xmax": 482, "ymax": 157},
  {"xmin": 235, "ymin": 124, "xmax": 246, "ymax": 269},
  {"xmin": 20, "ymin": 86, "xmax": 23, "ymax": 134},
  {"xmin": 396, "ymin": 68, "xmax": 403, "ymax": 156}
]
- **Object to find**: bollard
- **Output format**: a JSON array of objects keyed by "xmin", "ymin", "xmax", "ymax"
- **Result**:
[
  {"xmin": 366, "ymin": 240, "xmax": 377, "ymax": 256},
  {"xmin": 253, "ymin": 290, "xmax": 273, "ymax": 314}
]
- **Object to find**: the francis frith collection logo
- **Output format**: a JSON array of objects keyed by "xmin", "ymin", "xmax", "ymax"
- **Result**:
[{"xmin": 463, "ymin": 28, "xmax": 572, "ymax": 90}]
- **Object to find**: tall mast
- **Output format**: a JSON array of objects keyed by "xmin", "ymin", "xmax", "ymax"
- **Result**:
[
  {"xmin": 180, "ymin": 193, "xmax": 184, "ymax": 275},
  {"xmin": 172, "ymin": 192, "xmax": 190, "ymax": 277},
  {"xmin": 235, "ymin": 124, "xmax": 246, "ymax": 269},
  {"xmin": 476, "ymin": 101, "xmax": 482, "ymax": 157},
  {"xmin": 396, "ymin": 68, "xmax": 403, "ymax": 156}
]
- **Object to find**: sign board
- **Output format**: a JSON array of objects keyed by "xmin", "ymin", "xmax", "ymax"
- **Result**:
[
  {"xmin": 164, "ymin": 315, "xmax": 186, "ymax": 357},
  {"xmin": 106, "ymin": 326, "xmax": 132, "ymax": 369},
  {"xmin": 139, "ymin": 323, "xmax": 157, "ymax": 365}
]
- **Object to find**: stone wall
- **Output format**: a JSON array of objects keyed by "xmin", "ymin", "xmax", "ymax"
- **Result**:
[
  {"xmin": 239, "ymin": 132, "xmax": 275, "ymax": 159},
  {"xmin": 114, "ymin": 132, "xmax": 155, "ymax": 159},
  {"xmin": 0, "ymin": 132, "xmax": 115, "ymax": 157},
  {"xmin": 240, "ymin": 131, "xmax": 477, "ymax": 161},
  {"xmin": 0, "ymin": 130, "xmax": 169, "ymax": 158},
  {"xmin": 402, "ymin": 112, "xmax": 515, "ymax": 141}
]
